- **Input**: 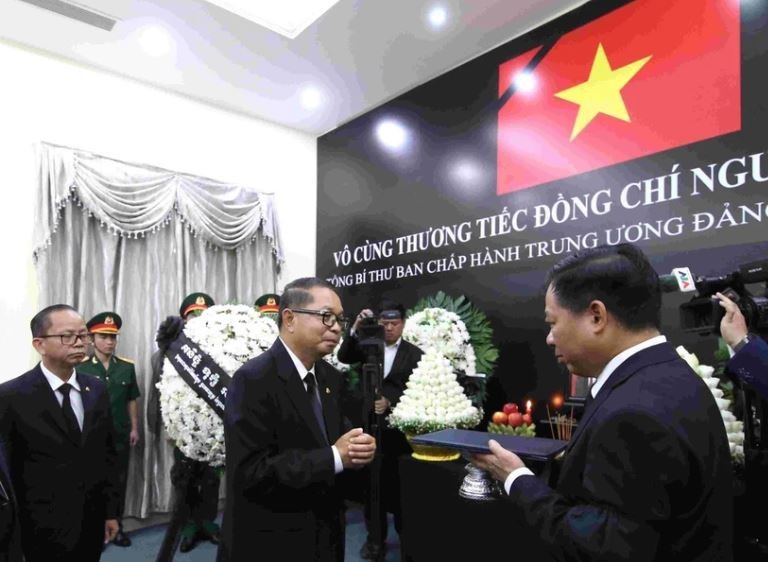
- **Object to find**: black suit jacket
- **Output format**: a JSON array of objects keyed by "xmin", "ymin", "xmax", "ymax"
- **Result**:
[
  {"xmin": 219, "ymin": 339, "xmax": 351, "ymax": 562},
  {"xmin": 727, "ymin": 336, "xmax": 768, "ymax": 402},
  {"xmin": 0, "ymin": 365, "xmax": 119, "ymax": 562},
  {"xmin": 508, "ymin": 343, "xmax": 733, "ymax": 561},
  {"xmin": 337, "ymin": 334, "xmax": 423, "ymax": 410},
  {"xmin": 0, "ymin": 441, "xmax": 21, "ymax": 562}
]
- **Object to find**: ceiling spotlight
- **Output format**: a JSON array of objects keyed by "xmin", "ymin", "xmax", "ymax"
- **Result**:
[
  {"xmin": 137, "ymin": 25, "xmax": 173, "ymax": 58},
  {"xmin": 451, "ymin": 159, "xmax": 482, "ymax": 185},
  {"xmin": 300, "ymin": 87, "xmax": 323, "ymax": 110},
  {"xmin": 513, "ymin": 71, "xmax": 536, "ymax": 93},
  {"xmin": 375, "ymin": 120, "xmax": 408, "ymax": 151},
  {"xmin": 427, "ymin": 6, "xmax": 448, "ymax": 29}
]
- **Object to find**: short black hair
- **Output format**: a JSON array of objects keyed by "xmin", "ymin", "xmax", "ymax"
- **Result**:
[
  {"xmin": 30, "ymin": 304, "xmax": 78, "ymax": 337},
  {"xmin": 278, "ymin": 277, "xmax": 340, "ymax": 329},
  {"xmin": 376, "ymin": 298, "xmax": 405, "ymax": 319},
  {"xmin": 545, "ymin": 243, "xmax": 661, "ymax": 331}
]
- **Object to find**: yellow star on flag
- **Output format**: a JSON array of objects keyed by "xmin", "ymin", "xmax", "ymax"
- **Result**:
[{"xmin": 555, "ymin": 43, "xmax": 652, "ymax": 141}]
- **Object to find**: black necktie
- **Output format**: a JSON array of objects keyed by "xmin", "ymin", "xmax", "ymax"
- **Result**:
[
  {"xmin": 304, "ymin": 372, "xmax": 328, "ymax": 443},
  {"xmin": 59, "ymin": 383, "xmax": 81, "ymax": 442}
]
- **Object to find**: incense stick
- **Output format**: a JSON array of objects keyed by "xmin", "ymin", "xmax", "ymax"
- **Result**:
[{"xmin": 546, "ymin": 404, "xmax": 556, "ymax": 439}]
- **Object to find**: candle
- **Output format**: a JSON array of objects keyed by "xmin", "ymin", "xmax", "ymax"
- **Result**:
[
  {"xmin": 525, "ymin": 400, "xmax": 532, "ymax": 414},
  {"xmin": 552, "ymin": 394, "xmax": 564, "ymax": 410}
]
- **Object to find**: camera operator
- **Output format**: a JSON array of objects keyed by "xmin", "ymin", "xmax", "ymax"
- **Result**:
[
  {"xmin": 337, "ymin": 299, "xmax": 423, "ymax": 561},
  {"xmin": 715, "ymin": 291, "xmax": 768, "ymax": 401}
]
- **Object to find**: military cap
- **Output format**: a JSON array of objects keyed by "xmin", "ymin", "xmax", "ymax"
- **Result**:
[
  {"xmin": 87, "ymin": 311, "xmax": 122, "ymax": 334},
  {"xmin": 180, "ymin": 292, "xmax": 215, "ymax": 318},
  {"xmin": 255, "ymin": 293, "xmax": 280, "ymax": 314}
]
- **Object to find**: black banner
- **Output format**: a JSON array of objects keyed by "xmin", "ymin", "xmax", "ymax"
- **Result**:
[{"xmin": 165, "ymin": 332, "xmax": 230, "ymax": 419}]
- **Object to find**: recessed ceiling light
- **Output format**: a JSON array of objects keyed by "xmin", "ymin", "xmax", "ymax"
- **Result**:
[
  {"xmin": 513, "ymin": 71, "xmax": 536, "ymax": 93},
  {"xmin": 137, "ymin": 25, "xmax": 173, "ymax": 58},
  {"xmin": 300, "ymin": 87, "xmax": 323, "ymax": 110},
  {"xmin": 376, "ymin": 120, "xmax": 408, "ymax": 151},
  {"xmin": 203, "ymin": 0, "xmax": 342, "ymax": 39},
  {"xmin": 451, "ymin": 158, "xmax": 482, "ymax": 185},
  {"xmin": 427, "ymin": 6, "xmax": 448, "ymax": 29}
]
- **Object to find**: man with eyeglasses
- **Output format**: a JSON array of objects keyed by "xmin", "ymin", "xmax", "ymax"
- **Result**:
[
  {"xmin": 0, "ymin": 304, "xmax": 119, "ymax": 562},
  {"xmin": 337, "ymin": 298, "xmax": 423, "ymax": 561},
  {"xmin": 219, "ymin": 277, "xmax": 377, "ymax": 562},
  {"xmin": 77, "ymin": 312, "xmax": 140, "ymax": 549}
]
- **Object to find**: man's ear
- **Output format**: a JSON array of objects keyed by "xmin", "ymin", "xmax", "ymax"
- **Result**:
[
  {"xmin": 587, "ymin": 300, "xmax": 608, "ymax": 332},
  {"xmin": 32, "ymin": 338, "xmax": 45, "ymax": 356},
  {"xmin": 281, "ymin": 309, "xmax": 295, "ymax": 332}
]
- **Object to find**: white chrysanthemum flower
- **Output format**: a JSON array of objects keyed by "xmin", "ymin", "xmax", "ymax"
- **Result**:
[
  {"xmin": 676, "ymin": 345, "xmax": 745, "ymax": 464},
  {"xmin": 158, "ymin": 304, "xmax": 279, "ymax": 466},
  {"xmin": 388, "ymin": 348, "xmax": 481, "ymax": 435},
  {"xmin": 403, "ymin": 308, "xmax": 477, "ymax": 377}
]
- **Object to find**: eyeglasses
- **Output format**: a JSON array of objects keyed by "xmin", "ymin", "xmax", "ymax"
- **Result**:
[
  {"xmin": 37, "ymin": 333, "xmax": 94, "ymax": 345},
  {"xmin": 290, "ymin": 308, "xmax": 349, "ymax": 330}
]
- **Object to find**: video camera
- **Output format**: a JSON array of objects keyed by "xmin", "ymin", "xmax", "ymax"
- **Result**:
[
  {"xmin": 356, "ymin": 314, "xmax": 385, "ymax": 351},
  {"xmin": 661, "ymin": 259, "xmax": 768, "ymax": 336}
]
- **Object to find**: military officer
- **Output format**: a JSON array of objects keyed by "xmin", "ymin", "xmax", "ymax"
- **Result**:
[
  {"xmin": 254, "ymin": 293, "xmax": 280, "ymax": 323},
  {"xmin": 78, "ymin": 311, "xmax": 140, "ymax": 549}
]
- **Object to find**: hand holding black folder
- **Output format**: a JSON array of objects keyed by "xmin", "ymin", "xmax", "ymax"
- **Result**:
[{"xmin": 410, "ymin": 429, "xmax": 567, "ymax": 462}]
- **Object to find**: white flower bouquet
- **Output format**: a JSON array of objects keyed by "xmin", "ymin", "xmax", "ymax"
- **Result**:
[
  {"xmin": 388, "ymin": 348, "xmax": 482, "ymax": 435},
  {"xmin": 677, "ymin": 345, "xmax": 745, "ymax": 464},
  {"xmin": 403, "ymin": 307, "xmax": 476, "ymax": 378},
  {"xmin": 157, "ymin": 304, "xmax": 279, "ymax": 466}
]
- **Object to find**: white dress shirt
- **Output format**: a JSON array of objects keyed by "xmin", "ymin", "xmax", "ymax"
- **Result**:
[
  {"xmin": 40, "ymin": 362, "xmax": 84, "ymax": 430},
  {"xmin": 280, "ymin": 338, "xmax": 343, "ymax": 474},
  {"xmin": 384, "ymin": 338, "xmax": 401, "ymax": 378},
  {"xmin": 503, "ymin": 334, "xmax": 668, "ymax": 494}
]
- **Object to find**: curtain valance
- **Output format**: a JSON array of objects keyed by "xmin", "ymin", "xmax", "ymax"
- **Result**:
[{"xmin": 33, "ymin": 142, "xmax": 283, "ymax": 260}]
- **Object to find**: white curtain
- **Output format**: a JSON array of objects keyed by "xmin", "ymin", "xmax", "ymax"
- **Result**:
[{"xmin": 33, "ymin": 142, "xmax": 283, "ymax": 518}]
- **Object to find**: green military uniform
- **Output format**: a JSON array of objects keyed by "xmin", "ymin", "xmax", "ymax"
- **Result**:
[
  {"xmin": 78, "ymin": 311, "xmax": 139, "ymax": 548},
  {"xmin": 78, "ymin": 354, "xmax": 140, "ymax": 451}
]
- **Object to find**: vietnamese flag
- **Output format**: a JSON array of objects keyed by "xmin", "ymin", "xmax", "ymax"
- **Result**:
[{"xmin": 496, "ymin": 0, "xmax": 740, "ymax": 195}]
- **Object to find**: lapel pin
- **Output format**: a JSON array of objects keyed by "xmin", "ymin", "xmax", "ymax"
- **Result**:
[
  {"xmin": 85, "ymin": 386, "xmax": 90, "ymax": 392},
  {"xmin": 325, "ymin": 387, "xmax": 330, "ymax": 394}
]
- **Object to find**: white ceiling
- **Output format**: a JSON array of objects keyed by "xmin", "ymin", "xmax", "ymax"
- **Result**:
[{"xmin": 0, "ymin": 0, "xmax": 586, "ymax": 136}]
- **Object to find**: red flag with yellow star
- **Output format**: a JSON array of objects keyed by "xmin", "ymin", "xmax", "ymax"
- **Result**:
[{"xmin": 496, "ymin": 0, "xmax": 740, "ymax": 195}]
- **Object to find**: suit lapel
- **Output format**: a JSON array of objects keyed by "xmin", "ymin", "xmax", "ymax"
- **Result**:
[
  {"xmin": 272, "ymin": 340, "xmax": 329, "ymax": 446},
  {"xmin": 566, "ymin": 343, "xmax": 674, "ymax": 453},
  {"xmin": 388, "ymin": 342, "xmax": 408, "ymax": 379},
  {"xmin": 78, "ymin": 373, "xmax": 98, "ymax": 444},
  {"xmin": 0, "ymin": 441, "xmax": 15, "ymax": 507},
  {"xmin": 31, "ymin": 366, "xmax": 81, "ymax": 446}
]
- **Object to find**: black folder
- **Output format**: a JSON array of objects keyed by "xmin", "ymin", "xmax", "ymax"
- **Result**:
[{"xmin": 410, "ymin": 429, "xmax": 567, "ymax": 462}]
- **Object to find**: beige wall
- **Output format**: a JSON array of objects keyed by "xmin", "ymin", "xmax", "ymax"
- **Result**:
[{"xmin": 0, "ymin": 39, "xmax": 317, "ymax": 381}]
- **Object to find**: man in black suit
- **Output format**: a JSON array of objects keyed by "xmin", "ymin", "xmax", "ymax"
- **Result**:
[
  {"xmin": 473, "ymin": 244, "xmax": 733, "ymax": 561},
  {"xmin": 338, "ymin": 299, "xmax": 423, "ymax": 560},
  {"xmin": 0, "ymin": 304, "xmax": 119, "ymax": 562},
  {"xmin": 219, "ymin": 277, "xmax": 376, "ymax": 562},
  {"xmin": 0, "ymin": 442, "xmax": 22, "ymax": 562}
]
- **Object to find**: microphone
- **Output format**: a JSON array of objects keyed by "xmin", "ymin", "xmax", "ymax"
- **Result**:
[{"xmin": 659, "ymin": 267, "xmax": 698, "ymax": 293}]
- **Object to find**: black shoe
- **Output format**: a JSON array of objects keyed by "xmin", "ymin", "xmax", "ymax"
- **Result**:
[
  {"xmin": 179, "ymin": 534, "xmax": 199, "ymax": 553},
  {"xmin": 112, "ymin": 530, "xmax": 132, "ymax": 547},
  {"xmin": 359, "ymin": 541, "xmax": 384, "ymax": 560}
]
